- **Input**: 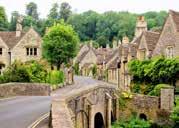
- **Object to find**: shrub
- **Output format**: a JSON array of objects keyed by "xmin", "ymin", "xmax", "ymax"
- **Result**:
[
  {"xmin": 3, "ymin": 61, "xmax": 30, "ymax": 82},
  {"xmin": 46, "ymin": 70, "xmax": 64, "ymax": 87},
  {"xmin": 91, "ymin": 64, "xmax": 97, "ymax": 78},
  {"xmin": 128, "ymin": 57, "xmax": 179, "ymax": 85},
  {"xmin": 112, "ymin": 116, "xmax": 151, "ymax": 128},
  {"xmin": 148, "ymin": 84, "xmax": 172, "ymax": 96},
  {"xmin": 25, "ymin": 60, "xmax": 48, "ymax": 83},
  {"xmin": 170, "ymin": 97, "xmax": 179, "ymax": 125},
  {"xmin": 73, "ymin": 63, "xmax": 80, "ymax": 75}
]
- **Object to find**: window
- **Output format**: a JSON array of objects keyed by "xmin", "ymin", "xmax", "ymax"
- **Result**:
[
  {"xmin": 26, "ymin": 48, "xmax": 29, "ymax": 55},
  {"xmin": 30, "ymin": 48, "xmax": 33, "ymax": 55},
  {"xmin": 166, "ymin": 46, "xmax": 174, "ymax": 58},
  {"xmin": 26, "ymin": 48, "xmax": 38, "ymax": 56},
  {"xmin": 34, "ymin": 48, "xmax": 37, "ymax": 55},
  {"xmin": 0, "ymin": 48, "xmax": 2, "ymax": 55}
]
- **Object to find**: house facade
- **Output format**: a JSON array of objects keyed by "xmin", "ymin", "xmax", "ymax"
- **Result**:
[
  {"xmin": 153, "ymin": 10, "xmax": 179, "ymax": 58},
  {"xmin": 0, "ymin": 17, "xmax": 42, "ymax": 73}
]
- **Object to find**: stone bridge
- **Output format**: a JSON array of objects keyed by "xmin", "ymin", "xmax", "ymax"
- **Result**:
[
  {"xmin": 51, "ymin": 76, "xmax": 174, "ymax": 128},
  {"xmin": 51, "ymin": 76, "xmax": 119, "ymax": 128}
]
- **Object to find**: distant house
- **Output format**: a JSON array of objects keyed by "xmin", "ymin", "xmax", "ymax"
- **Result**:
[
  {"xmin": 137, "ymin": 31, "xmax": 160, "ymax": 60},
  {"xmin": 0, "ymin": 16, "xmax": 42, "ymax": 73},
  {"xmin": 153, "ymin": 10, "xmax": 179, "ymax": 58}
]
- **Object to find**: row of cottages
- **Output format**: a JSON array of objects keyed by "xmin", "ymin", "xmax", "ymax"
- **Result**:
[
  {"xmin": 121, "ymin": 10, "xmax": 179, "ymax": 90},
  {"xmin": 74, "ymin": 10, "xmax": 179, "ymax": 90},
  {"xmin": 0, "ymin": 16, "xmax": 42, "ymax": 73},
  {"xmin": 74, "ymin": 41, "xmax": 119, "ymax": 79}
]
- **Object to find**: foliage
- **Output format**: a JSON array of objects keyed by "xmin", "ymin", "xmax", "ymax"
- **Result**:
[
  {"xmin": 0, "ymin": 6, "xmax": 8, "ymax": 31},
  {"xmin": 59, "ymin": 2, "xmax": 72, "ymax": 21},
  {"xmin": 46, "ymin": 70, "xmax": 64, "ymax": 87},
  {"xmin": 91, "ymin": 64, "xmax": 97, "ymax": 78},
  {"xmin": 170, "ymin": 97, "xmax": 179, "ymax": 124},
  {"xmin": 3, "ymin": 61, "xmax": 31, "ymax": 82},
  {"xmin": 43, "ymin": 20, "xmax": 79, "ymax": 69},
  {"xmin": 148, "ymin": 84, "xmax": 172, "ymax": 96},
  {"xmin": 112, "ymin": 115, "xmax": 151, "ymax": 128},
  {"xmin": 26, "ymin": 2, "xmax": 39, "ymax": 20},
  {"xmin": 48, "ymin": 3, "xmax": 59, "ymax": 20},
  {"xmin": 128, "ymin": 57, "xmax": 179, "ymax": 85},
  {"xmin": 25, "ymin": 60, "xmax": 48, "ymax": 83},
  {"xmin": 73, "ymin": 63, "xmax": 80, "ymax": 75},
  {"xmin": 9, "ymin": 11, "xmax": 19, "ymax": 31}
]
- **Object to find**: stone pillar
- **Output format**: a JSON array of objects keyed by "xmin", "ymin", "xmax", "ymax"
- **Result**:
[
  {"xmin": 88, "ymin": 105, "xmax": 93, "ymax": 128},
  {"xmin": 106, "ymin": 93, "xmax": 112, "ymax": 128},
  {"xmin": 160, "ymin": 88, "xmax": 174, "ymax": 111}
]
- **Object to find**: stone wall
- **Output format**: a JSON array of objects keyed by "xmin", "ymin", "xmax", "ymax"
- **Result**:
[
  {"xmin": 0, "ymin": 83, "xmax": 50, "ymax": 97},
  {"xmin": 118, "ymin": 94, "xmax": 159, "ymax": 121}
]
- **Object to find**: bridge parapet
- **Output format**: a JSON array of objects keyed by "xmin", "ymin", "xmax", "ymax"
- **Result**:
[{"xmin": 0, "ymin": 83, "xmax": 50, "ymax": 97}]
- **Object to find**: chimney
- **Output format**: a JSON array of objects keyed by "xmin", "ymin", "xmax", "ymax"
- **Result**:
[
  {"xmin": 16, "ymin": 16, "xmax": 23, "ymax": 37},
  {"xmin": 122, "ymin": 36, "xmax": 129, "ymax": 44},
  {"xmin": 135, "ymin": 16, "xmax": 147, "ymax": 37}
]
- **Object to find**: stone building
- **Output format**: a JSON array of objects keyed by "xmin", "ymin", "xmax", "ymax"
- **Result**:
[
  {"xmin": 0, "ymin": 17, "xmax": 42, "ymax": 73},
  {"xmin": 153, "ymin": 10, "xmax": 179, "ymax": 58},
  {"xmin": 137, "ymin": 31, "xmax": 160, "ymax": 60}
]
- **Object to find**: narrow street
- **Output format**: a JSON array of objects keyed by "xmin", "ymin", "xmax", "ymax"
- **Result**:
[{"xmin": 0, "ymin": 96, "xmax": 51, "ymax": 128}]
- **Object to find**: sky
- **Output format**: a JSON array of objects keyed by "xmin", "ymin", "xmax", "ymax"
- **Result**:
[{"xmin": 0, "ymin": 0, "xmax": 178, "ymax": 20}]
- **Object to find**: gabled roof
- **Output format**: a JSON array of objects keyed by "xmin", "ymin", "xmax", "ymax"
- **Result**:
[
  {"xmin": 0, "ymin": 31, "xmax": 26, "ymax": 49},
  {"xmin": 108, "ymin": 56, "xmax": 119, "ymax": 69},
  {"xmin": 169, "ymin": 10, "xmax": 179, "ymax": 32},
  {"xmin": 143, "ymin": 31, "xmax": 160, "ymax": 51}
]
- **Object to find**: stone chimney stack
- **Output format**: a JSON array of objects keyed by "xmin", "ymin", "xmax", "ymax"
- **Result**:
[
  {"xmin": 112, "ymin": 40, "xmax": 118, "ymax": 49},
  {"xmin": 135, "ymin": 16, "xmax": 147, "ymax": 37},
  {"xmin": 122, "ymin": 36, "xmax": 129, "ymax": 44},
  {"xmin": 16, "ymin": 16, "xmax": 23, "ymax": 37}
]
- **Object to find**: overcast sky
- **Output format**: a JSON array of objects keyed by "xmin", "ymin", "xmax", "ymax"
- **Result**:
[{"xmin": 0, "ymin": 0, "xmax": 178, "ymax": 20}]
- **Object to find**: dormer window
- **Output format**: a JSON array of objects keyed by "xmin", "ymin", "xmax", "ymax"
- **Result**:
[
  {"xmin": 0, "ymin": 48, "xmax": 2, "ymax": 55},
  {"xmin": 166, "ymin": 46, "xmax": 173, "ymax": 58},
  {"xmin": 26, "ymin": 47, "xmax": 38, "ymax": 56}
]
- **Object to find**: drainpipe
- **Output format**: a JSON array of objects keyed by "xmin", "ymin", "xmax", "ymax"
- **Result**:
[{"xmin": 8, "ymin": 49, "xmax": 11, "ymax": 66}]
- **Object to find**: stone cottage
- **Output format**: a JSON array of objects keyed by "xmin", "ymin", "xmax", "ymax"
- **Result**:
[
  {"xmin": 0, "ymin": 16, "xmax": 42, "ymax": 73},
  {"xmin": 153, "ymin": 10, "xmax": 179, "ymax": 58}
]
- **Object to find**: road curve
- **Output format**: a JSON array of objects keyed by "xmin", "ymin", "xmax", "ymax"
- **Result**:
[{"xmin": 0, "ymin": 96, "xmax": 51, "ymax": 128}]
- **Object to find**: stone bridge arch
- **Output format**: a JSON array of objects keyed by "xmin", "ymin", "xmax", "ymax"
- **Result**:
[
  {"xmin": 66, "ymin": 86, "xmax": 118, "ymax": 128},
  {"xmin": 94, "ymin": 112, "xmax": 105, "ymax": 128}
]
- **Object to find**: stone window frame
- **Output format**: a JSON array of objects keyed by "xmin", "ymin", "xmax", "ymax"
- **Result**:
[
  {"xmin": 139, "ymin": 49, "xmax": 146, "ymax": 60},
  {"xmin": 166, "ymin": 46, "xmax": 174, "ymax": 58},
  {"xmin": 26, "ymin": 47, "xmax": 38, "ymax": 56}
]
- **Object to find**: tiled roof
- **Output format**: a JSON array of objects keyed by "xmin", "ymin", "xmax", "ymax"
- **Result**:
[
  {"xmin": 108, "ymin": 56, "xmax": 120, "ymax": 69},
  {"xmin": 169, "ymin": 10, "xmax": 179, "ymax": 32},
  {"xmin": 0, "ymin": 31, "xmax": 26, "ymax": 49},
  {"xmin": 143, "ymin": 31, "xmax": 160, "ymax": 51}
]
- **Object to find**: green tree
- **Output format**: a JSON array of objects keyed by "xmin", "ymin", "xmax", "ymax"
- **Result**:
[
  {"xmin": 0, "ymin": 6, "xmax": 8, "ymax": 31},
  {"xmin": 59, "ymin": 2, "xmax": 72, "ymax": 21},
  {"xmin": 9, "ymin": 11, "xmax": 19, "ymax": 31},
  {"xmin": 48, "ymin": 3, "xmax": 59, "ymax": 20},
  {"xmin": 43, "ymin": 21, "xmax": 79, "ymax": 69},
  {"xmin": 26, "ymin": 2, "xmax": 39, "ymax": 20}
]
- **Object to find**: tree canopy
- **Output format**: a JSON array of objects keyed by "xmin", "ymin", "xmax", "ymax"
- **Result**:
[
  {"xmin": 0, "ymin": 2, "xmax": 168, "ymax": 47},
  {"xmin": 43, "ymin": 21, "xmax": 79, "ymax": 69}
]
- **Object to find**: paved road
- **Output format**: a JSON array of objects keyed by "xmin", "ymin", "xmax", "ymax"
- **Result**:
[
  {"xmin": 52, "ymin": 76, "xmax": 115, "ymax": 99},
  {"xmin": 0, "ymin": 96, "xmax": 51, "ymax": 128},
  {"xmin": 0, "ymin": 76, "xmax": 115, "ymax": 128}
]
